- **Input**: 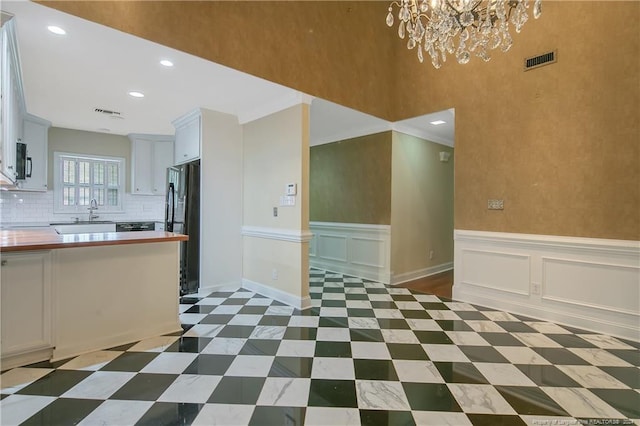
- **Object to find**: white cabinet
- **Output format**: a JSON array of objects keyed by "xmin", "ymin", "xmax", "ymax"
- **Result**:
[
  {"xmin": 18, "ymin": 114, "xmax": 50, "ymax": 191},
  {"xmin": 1, "ymin": 251, "xmax": 53, "ymax": 370},
  {"xmin": 0, "ymin": 17, "xmax": 25, "ymax": 184},
  {"xmin": 129, "ymin": 134, "xmax": 174, "ymax": 195},
  {"xmin": 173, "ymin": 109, "xmax": 201, "ymax": 165}
]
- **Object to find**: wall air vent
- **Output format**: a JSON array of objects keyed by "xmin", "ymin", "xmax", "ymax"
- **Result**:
[
  {"xmin": 524, "ymin": 50, "xmax": 557, "ymax": 71},
  {"xmin": 94, "ymin": 108, "xmax": 123, "ymax": 119}
]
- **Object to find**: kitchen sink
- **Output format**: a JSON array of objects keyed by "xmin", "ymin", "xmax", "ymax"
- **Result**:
[
  {"xmin": 50, "ymin": 221, "xmax": 115, "ymax": 225},
  {"xmin": 53, "ymin": 223, "xmax": 117, "ymax": 234}
]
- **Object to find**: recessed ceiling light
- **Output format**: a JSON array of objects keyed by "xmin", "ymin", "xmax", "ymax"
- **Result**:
[
  {"xmin": 160, "ymin": 59, "xmax": 174, "ymax": 67},
  {"xmin": 128, "ymin": 91, "xmax": 144, "ymax": 98},
  {"xmin": 47, "ymin": 25, "xmax": 66, "ymax": 35},
  {"xmin": 430, "ymin": 120, "xmax": 446, "ymax": 125}
]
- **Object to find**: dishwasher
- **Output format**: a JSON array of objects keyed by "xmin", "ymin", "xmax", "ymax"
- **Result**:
[{"xmin": 115, "ymin": 221, "xmax": 156, "ymax": 232}]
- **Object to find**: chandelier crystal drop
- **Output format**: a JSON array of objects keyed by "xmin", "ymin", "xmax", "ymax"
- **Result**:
[{"xmin": 386, "ymin": 0, "xmax": 542, "ymax": 68}]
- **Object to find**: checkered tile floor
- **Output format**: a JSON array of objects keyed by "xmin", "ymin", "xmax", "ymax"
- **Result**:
[{"xmin": 2, "ymin": 269, "xmax": 639, "ymax": 425}]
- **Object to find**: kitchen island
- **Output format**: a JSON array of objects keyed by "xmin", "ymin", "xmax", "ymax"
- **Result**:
[{"xmin": 0, "ymin": 228, "xmax": 188, "ymax": 370}]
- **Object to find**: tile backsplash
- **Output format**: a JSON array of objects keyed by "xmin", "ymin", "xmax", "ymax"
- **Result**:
[{"xmin": 0, "ymin": 190, "xmax": 165, "ymax": 224}]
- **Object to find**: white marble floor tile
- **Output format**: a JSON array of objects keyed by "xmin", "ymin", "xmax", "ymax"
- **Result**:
[
  {"xmin": 345, "ymin": 300, "xmax": 372, "ymax": 309},
  {"xmin": 524, "ymin": 322, "xmax": 573, "ymax": 334},
  {"xmin": 447, "ymin": 383, "xmax": 517, "ymax": 415},
  {"xmin": 373, "ymin": 309, "xmax": 404, "ymax": 319},
  {"xmin": 182, "ymin": 324, "xmax": 225, "ymax": 338},
  {"xmin": 316, "ymin": 327, "xmax": 351, "ymax": 342},
  {"xmin": 228, "ymin": 314, "xmax": 263, "ymax": 326},
  {"xmin": 445, "ymin": 331, "xmax": 490, "ymax": 346},
  {"xmin": 319, "ymin": 307, "xmax": 349, "ymax": 317},
  {"xmin": 444, "ymin": 302, "xmax": 476, "ymax": 311},
  {"xmin": 406, "ymin": 319, "xmax": 442, "ymax": 331},
  {"xmin": 394, "ymin": 301, "xmax": 424, "ymax": 310},
  {"xmin": 304, "ymin": 407, "xmax": 361, "ymax": 426},
  {"xmin": 249, "ymin": 325, "xmax": 287, "ymax": 340},
  {"xmin": 322, "ymin": 293, "xmax": 346, "ymax": 301},
  {"xmin": 427, "ymin": 310, "xmax": 461, "ymax": 320},
  {"xmin": 229, "ymin": 291, "xmax": 254, "ymax": 299},
  {"xmin": 265, "ymin": 306, "xmax": 295, "ymax": 316},
  {"xmin": 157, "ymin": 374, "xmax": 221, "ymax": 403},
  {"xmin": 481, "ymin": 311, "xmax": 520, "ymax": 322},
  {"xmin": 0, "ymin": 394, "xmax": 56, "ymax": 425},
  {"xmin": 178, "ymin": 304, "xmax": 192, "ymax": 313},
  {"xmin": 140, "ymin": 352, "xmax": 198, "ymax": 374},
  {"xmin": 569, "ymin": 348, "xmax": 633, "ymax": 367},
  {"xmin": 493, "ymin": 346, "xmax": 551, "ymax": 365},
  {"xmin": 557, "ymin": 365, "xmax": 630, "ymax": 389},
  {"xmin": 0, "ymin": 368, "xmax": 54, "ymax": 394},
  {"xmin": 201, "ymin": 337, "xmax": 247, "ymax": 355},
  {"xmin": 191, "ymin": 403, "xmax": 255, "ymax": 426},
  {"xmin": 387, "ymin": 288, "xmax": 412, "ymax": 294},
  {"xmin": 256, "ymin": 377, "xmax": 310, "ymax": 407},
  {"xmin": 355, "ymin": 380, "xmax": 410, "ymax": 410},
  {"xmin": 62, "ymin": 371, "xmax": 136, "ymax": 399},
  {"xmin": 541, "ymin": 387, "xmax": 624, "ymax": 418},
  {"xmin": 210, "ymin": 305, "xmax": 243, "ymax": 315},
  {"xmin": 473, "ymin": 363, "xmax": 537, "ymax": 386},
  {"xmin": 351, "ymin": 342, "xmax": 392, "ymax": 360},
  {"xmin": 348, "ymin": 318, "xmax": 381, "ymax": 329},
  {"xmin": 127, "ymin": 336, "xmax": 180, "ymax": 352},
  {"xmin": 412, "ymin": 411, "xmax": 473, "ymax": 425},
  {"xmin": 77, "ymin": 400, "xmax": 153, "ymax": 426},
  {"xmin": 363, "ymin": 282, "xmax": 386, "ymax": 288},
  {"xmin": 344, "ymin": 287, "xmax": 367, "ymax": 294},
  {"xmin": 466, "ymin": 320, "xmax": 507, "ymax": 333},
  {"xmin": 381, "ymin": 329, "xmax": 420, "ymax": 344},
  {"xmin": 577, "ymin": 334, "xmax": 637, "ymax": 350},
  {"xmin": 422, "ymin": 344, "xmax": 470, "ymax": 362},
  {"xmin": 178, "ymin": 313, "xmax": 208, "ymax": 324},
  {"xmin": 413, "ymin": 294, "xmax": 441, "ymax": 302},
  {"xmin": 225, "ymin": 355, "xmax": 275, "ymax": 377},
  {"xmin": 393, "ymin": 360, "xmax": 444, "ymax": 383},
  {"xmin": 276, "ymin": 340, "xmax": 316, "ymax": 358},
  {"xmin": 311, "ymin": 299, "xmax": 322, "ymax": 308},
  {"xmin": 513, "ymin": 333, "xmax": 563, "ymax": 348},
  {"xmin": 368, "ymin": 294, "xmax": 394, "ymax": 302},
  {"xmin": 195, "ymin": 297, "xmax": 226, "ymax": 306},
  {"xmin": 288, "ymin": 315, "xmax": 320, "ymax": 328},
  {"xmin": 245, "ymin": 297, "xmax": 274, "ymax": 306},
  {"xmin": 311, "ymin": 357, "xmax": 355, "ymax": 380}
]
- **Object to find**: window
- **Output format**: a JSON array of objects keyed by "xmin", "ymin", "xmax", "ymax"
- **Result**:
[{"xmin": 54, "ymin": 152, "xmax": 125, "ymax": 213}]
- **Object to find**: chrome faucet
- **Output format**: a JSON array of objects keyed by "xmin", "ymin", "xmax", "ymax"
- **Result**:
[{"xmin": 88, "ymin": 198, "xmax": 99, "ymax": 222}]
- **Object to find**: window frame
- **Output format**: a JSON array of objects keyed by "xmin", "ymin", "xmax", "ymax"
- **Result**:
[{"xmin": 53, "ymin": 151, "xmax": 125, "ymax": 214}]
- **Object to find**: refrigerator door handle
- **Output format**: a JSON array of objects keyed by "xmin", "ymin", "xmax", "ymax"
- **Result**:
[{"xmin": 166, "ymin": 183, "xmax": 175, "ymax": 232}]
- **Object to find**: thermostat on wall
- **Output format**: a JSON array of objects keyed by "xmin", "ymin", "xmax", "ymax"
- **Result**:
[{"xmin": 286, "ymin": 183, "xmax": 297, "ymax": 196}]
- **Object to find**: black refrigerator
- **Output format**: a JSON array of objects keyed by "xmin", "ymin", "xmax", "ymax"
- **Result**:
[{"xmin": 166, "ymin": 160, "xmax": 200, "ymax": 295}]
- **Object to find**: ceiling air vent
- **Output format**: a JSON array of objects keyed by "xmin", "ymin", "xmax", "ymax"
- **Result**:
[
  {"xmin": 524, "ymin": 50, "xmax": 557, "ymax": 71},
  {"xmin": 94, "ymin": 108, "xmax": 124, "ymax": 119}
]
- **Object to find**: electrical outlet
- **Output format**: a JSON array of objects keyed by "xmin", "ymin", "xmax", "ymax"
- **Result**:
[
  {"xmin": 272, "ymin": 268, "xmax": 278, "ymax": 280},
  {"xmin": 488, "ymin": 199, "xmax": 504, "ymax": 210},
  {"xmin": 532, "ymin": 283, "xmax": 541, "ymax": 295},
  {"xmin": 429, "ymin": 250, "xmax": 434, "ymax": 260},
  {"xmin": 273, "ymin": 207, "xmax": 278, "ymax": 217}
]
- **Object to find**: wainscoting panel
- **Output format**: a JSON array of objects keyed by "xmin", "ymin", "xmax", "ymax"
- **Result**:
[
  {"xmin": 453, "ymin": 230, "xmax": 640, "ymax": 341},
  {"xmin": 309, "ymin": 222, "xmax": 391, "ymax": 283}
]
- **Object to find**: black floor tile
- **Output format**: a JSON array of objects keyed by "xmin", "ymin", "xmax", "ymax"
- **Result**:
[
  {"xmin": 107, "ymin": 342, "xmax": 138, "ymax": 352},
  {"xmin": 366, "ymin": 288, "xmax": 389, "ymax": 294},
  {"xmin": 238, "ymin": 306, "xmax": 269, "ymax": 315},
  {"xmin": 496, "ymin": 385, "xmax": 570, "ymax": 416},
  {"xmin": 321, "ymin": 300, "xmax": 347, "ymax": 308},
  {"xmin": 413, "ymin": 331, "xmax": 453, "ymax": 344},
  {"xmin": 199, "ymin": 314, "xmax": 234, "ymax": 324},
  {"xmin": 602, "ymin": 349, "xmax": 640, "ymax": 366},
  {"xmin": 269, "ymin": 356, "xmax": 314, "ymax": 378},
  {"xmin": 420, "ymin": 302, "xmax": 450, "ymax": 310},
  {"xmin": 386, "ymin": 343, "xmax": 429, "ymax": 360},
  {"xmin": 515, "ymin": 365, "xmax": 582, "ymax": 387},
  {"xmin": 598, "ymin": 366, "xmax": 640, "ymax": 388},
  {"xmin": 455, "ymin": 311, "xmax": 488, "ymax": 320},
  {"xmin": 110, "ymin": 373, "xmax": 178, "ymax": 401},
  {"xmin": 354, "ymin": 359, "xmax": 399, "ymax": 381},
  {"xmin": 400, "ymin": 310, "xmax": 432, "ymax": 319},
  {"xmin": 479, "ymin": 332, "xmax": 526, "ymax": 347},
  {"xmin": 222, "ymin": 298, "xmax": 249, "ymax": 305},
  {"xmin": 135, "ymin": 402, "xmax": 203, "ymax": 426},
  {"xmin": 258, "ymin": 315, "xmax": 291, "ymax": 326},
  {"xmin": 165, "ymin": 337, "xmax": 213, "ymax": 353},
  {"xmin": 370, "ymin": 301, "xmax": 397, "ymax": 309},
  {"xmin": 283, "ymin": 327, "xmax": 318, "ymax": 340},
  {"xmin": 16, "ymin": 370, "xmax": 93, "ymax": 397},
  {"xmin": 179, "ymin": 297, "xmax": 202, "ymax": 305},
  {"xmin": 546, "ymin": 334, "xmax": 598, "ymax": 348},
  {"xmin": 319, "ymin": 317, "xmax": 349, "ymax": 328},
  {"xmin": 532, "ymin": 348, "xmax": 592, "ymax": 365},
  {"xmin": 402, "ymin": 382, "xmax": 462, "ymax": 411},
  {"xmin": 207, "ymin": 376, "xmax": 265, "ymax": 404},
  {"xmin": 248, "ymin": 406, "xmax": 306, "ymax": 426},
  {"xmin": 435, "ymin": 320, "xmax": 473, "ymax": 331},
  {"xmin": 240, "ymin": 339, "xmax": 281, "ymax": 356},
  {"xmin": 495, "ymin": 321, "xmax": 537, "ymax": 333},
  {"xmin": 183, "ymin": 354, "xmax": 235, "ymax": 375},
  {"xmin": 184, "ymin": 305, "xmax": 215, "ymax": 314},
  {"xmin": 589, "ymin": 388, "xmax": 640, "ymax": 419},
  {"xmin": 465, "ymin": 414, "xmax": 527, "ymax": 426},
  {"xmin": 216, "ymin": 325, "xmax": 256, "ymax": 338},
  {"xmin": 350, "ymin": 329, "xmax": 384, "ymax": 343},
  {"xmin": 459, "ymin": 346, "xmax": 510, "ymax": 363},
  {"xmin": 433, "ymin": 362, "xmax": 489, "ymax": 384},
  {"xmin": 21, "ymin": 397, "xmax": 102, "ymax": 426},
  {"xmin": 378, "ymin": 319, "xmax": 410, "ymax": 329},
  {"xmin": 308, "ymin": 379, "xmax": 358, "ymax": 408},
  {"xmin": 359, "ymin": 409, "xmax": 416, "ymax": 426},
  {"xmin": 391, "ymin": 295, "xmax": 417, "ymax": 302},
  {"xmin": 314, "ymin": 341, "xmax": 352, "ymax": 358},
  {"xmin": 345, "ymin": 293, "xmax": 369, "ymax": 301},
  {"xmin": 347, "ymin": 308, "xmax": 376, "ymax": 318}
]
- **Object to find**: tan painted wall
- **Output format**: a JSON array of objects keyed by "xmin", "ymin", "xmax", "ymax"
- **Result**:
[
  {"xmin": 242, "ymin": 104, "xmax": 310, "ymax": 298},
  {"xmin": 42, "ymin": 1, "xmax": 640, "ymax": 240},
  {"xmin": 310, "ymin": 132, "xmax": 392, "ymax": 225},
  {"xmin": 391, "ymin": 132, "xmax": 454, "ymax": 277},
  {"xmin": 48, "ymin": 127, "xmax": 131, "ymax": 190}
]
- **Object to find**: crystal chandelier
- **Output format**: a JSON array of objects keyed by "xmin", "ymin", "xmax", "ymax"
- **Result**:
[{"xmin": 386, "ymin": 0, "xmax": 542, "ymax": 68}]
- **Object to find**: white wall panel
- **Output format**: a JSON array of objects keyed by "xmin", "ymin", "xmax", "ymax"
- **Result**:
[{"xmin": 460, "ymin": 249, "xmax": 530, "ymax": 296}]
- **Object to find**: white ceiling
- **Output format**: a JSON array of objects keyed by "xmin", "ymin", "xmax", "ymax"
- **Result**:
[{"xmin": 3, "ymin": 0, "xmax": 454, "ymax": 147}]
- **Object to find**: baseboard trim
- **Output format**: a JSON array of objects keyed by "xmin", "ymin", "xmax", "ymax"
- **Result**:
[
  {"xmin": 197, "ymin": 282, "xmax": 242, "ymax": 297},
  {"xmin": 391, "ymin": 262, "xmax": 453, "ymax": 285},
  {"xmin": 242, "ymin": 279, "xmax": 311, "ymax": 310}
]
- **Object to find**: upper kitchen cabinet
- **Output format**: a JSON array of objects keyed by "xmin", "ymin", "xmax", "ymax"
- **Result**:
[
  {"xmin": 18, "ymin": 114, "xmax": 51, "ymax": 192},
  {"xmin": 129, "ymin": 134, "xmax": 174, "ymax": 195},
  {"xmin": 172, "ymin": 109, "xmax": 201, "ymax": 165},
  {"xmin": 0, "ymin": 13, "xmax": 26, "ymax": 184}
]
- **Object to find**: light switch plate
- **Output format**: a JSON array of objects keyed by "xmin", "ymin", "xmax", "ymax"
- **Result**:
[{"xmin": 488, "ymin": 199, "xmax": 504, "ymax": 210}]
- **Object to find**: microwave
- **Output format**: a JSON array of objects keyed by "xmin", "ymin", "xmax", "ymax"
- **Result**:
[{"xmin": 15, "ymin": 142, "xmax": 31, "ymax": 180}]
